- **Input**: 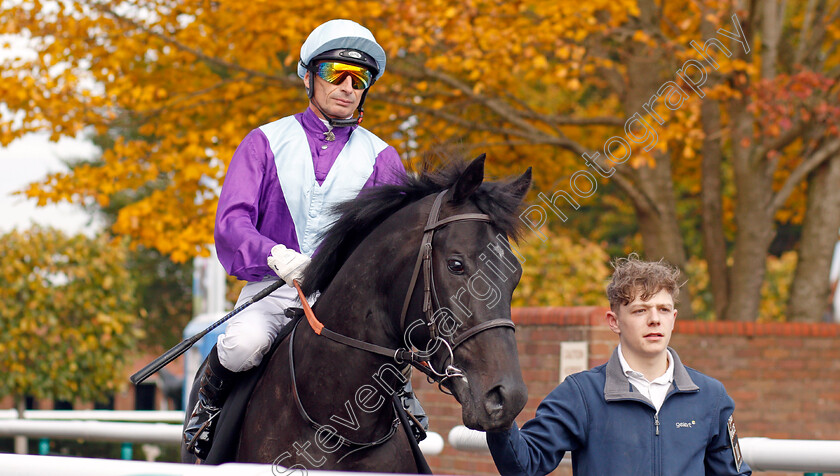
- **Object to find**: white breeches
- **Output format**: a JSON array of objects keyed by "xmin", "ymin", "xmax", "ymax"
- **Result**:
[{"xmin": 216, "ymin": 280, "xmax": 315, "ymax": 373}]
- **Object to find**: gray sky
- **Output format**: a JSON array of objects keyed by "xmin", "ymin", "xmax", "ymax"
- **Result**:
[
  {"xmin": 0, "ymin": 34, "xmax": 100, "ymax": 235},
  {"xmin": 0, "ymin": 132, "xmax": 100, "ymax": 235}
]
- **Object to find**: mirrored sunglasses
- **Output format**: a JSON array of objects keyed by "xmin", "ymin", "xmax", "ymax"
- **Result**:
[{"xmin": 315, "ymin": 62, "xmax": 373, "ymax": 90}]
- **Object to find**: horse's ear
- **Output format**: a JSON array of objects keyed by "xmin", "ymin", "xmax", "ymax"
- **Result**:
[
  {"xmin": 508, "ymin": 167, "xmax": 532, "ymax": 202},
  {"xmin": 450, "ymin": 154, "xmax": 486, "ymax": 203}
]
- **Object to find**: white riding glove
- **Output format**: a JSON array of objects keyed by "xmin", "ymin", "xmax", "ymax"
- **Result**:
[{"xmin": 267, "ymin": 244, "xmax": 310, "ymax": 286}]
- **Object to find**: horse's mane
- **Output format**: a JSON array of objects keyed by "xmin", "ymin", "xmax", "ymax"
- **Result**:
[{"xmin": 300, "ymin": 160, "xmax": 527, "ymax": 296}]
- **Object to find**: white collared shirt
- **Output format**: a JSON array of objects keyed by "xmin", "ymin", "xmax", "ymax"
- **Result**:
[{"xmin": 617, "ymin": 344, "xmax": 674, "ymax": 412}]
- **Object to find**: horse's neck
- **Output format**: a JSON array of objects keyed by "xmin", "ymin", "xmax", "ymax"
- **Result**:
[
  {"xmin": 289, "ymin": 199, "xmax": 430, "ymax": 439},
  {"xmin": 291, "ymin": 249, "xmax": 417, "ymax": 441},
  {"xmin": 313, "ymin": 204, "xmax": 424, "ymax": 341},
  {"xmin": 315, "ymin": 270, "xmax": 402, "ymax": 336},
  {"xmin": 292, "ymin": 303, "xmax": 407, "ymax": 443}
]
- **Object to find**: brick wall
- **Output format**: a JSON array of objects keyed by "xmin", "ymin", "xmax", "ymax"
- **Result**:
[
  {"xmin": 414, "ymin": 307, "xmax": 840, "ymax": 476},
  {"xmin": 0, "ymin": 351, "xmax": 185, "ymax": 412},
  {"xmin": 3, "ymin": 309, "xmax": 837, "ymax": 474}
]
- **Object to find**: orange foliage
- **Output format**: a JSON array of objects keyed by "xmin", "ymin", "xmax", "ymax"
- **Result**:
[{"xmin": 0, "ymin": 0, "xmax": 837, "ymax": 271}]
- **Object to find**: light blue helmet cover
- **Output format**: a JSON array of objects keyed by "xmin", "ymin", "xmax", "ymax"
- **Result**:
[{"xmin": 298, "ymin": 19, "xmax": 387, "ymax": 81}]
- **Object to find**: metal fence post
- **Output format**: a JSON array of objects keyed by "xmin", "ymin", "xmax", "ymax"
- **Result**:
[
  {"xmin": 38, "ymin": 439, "xmax": 49, "ymax": 455},
  {"xmin": 120, "ymin": 442, "xmax": 132, "ymax": 460}
]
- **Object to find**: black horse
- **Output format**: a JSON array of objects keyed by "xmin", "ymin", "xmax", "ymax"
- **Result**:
[{"xmin": 183, "ymin": 155, "xmax": 531, "ymax": 472}]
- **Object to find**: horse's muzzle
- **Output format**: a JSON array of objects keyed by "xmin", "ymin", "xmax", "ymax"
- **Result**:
[{"xmin": 482, "ymin": 382, "xmax": 528, "ymax": 430}]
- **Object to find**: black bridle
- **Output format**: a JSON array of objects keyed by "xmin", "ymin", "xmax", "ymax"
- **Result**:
[
  {"xmin": 395, "ymin": 189, "xmax": 515, "ymax": 385},
  {"xmin": 293, "ymin": 189, "xmax": 516, "ymax": 383},
  {"xmin": 287, "ymin": 189, "xmax": 516, "ymax": 450}
]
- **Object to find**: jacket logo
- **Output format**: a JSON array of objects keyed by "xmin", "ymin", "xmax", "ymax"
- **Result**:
[{"xmin": 675, "ymin": 420, "xmax": 696, "ymax": 428}]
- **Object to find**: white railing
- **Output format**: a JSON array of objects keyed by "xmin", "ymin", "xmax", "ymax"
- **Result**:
[
  {"xmin": 447, "ymin": 426, "xmax": 570, "ymax": 466},
  {"xmin": 6, "ymin": 420, "xmax": 840, "ymax": 474},
  {"xmin": 0, "ymin": 410, "xmax": 184, "ymax": 423},
  {"xmin": 0, "ymin": 414, "xmax": 444, "ymax": 455},
  {"xmin": 739, "ymin": 437, "xmax": 840, "ymax": 473},
  {"xmin": 0, "ymin": 420, "xmax": 182, "ymax": 445},
  {"xmin": 0, "ymin": 454, "xmax": 425, "ymax": 476},
  {"xmin": 448, "ymin": 425, "xmax": 840, "ymax": 473}
]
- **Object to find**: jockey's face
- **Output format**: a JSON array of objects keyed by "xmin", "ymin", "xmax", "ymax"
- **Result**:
[{"xmin": 304, "ymin": 69, "xmax": 365, "ymax": 120}]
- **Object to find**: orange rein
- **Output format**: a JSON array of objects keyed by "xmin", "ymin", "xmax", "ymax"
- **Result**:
[{"xmin": 293, "ymin": 279, "xmax": 324, "ymax": 335}]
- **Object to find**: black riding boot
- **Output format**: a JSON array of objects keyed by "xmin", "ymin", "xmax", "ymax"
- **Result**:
[{"xmin": 184, "ymin": 348, "xmax": 236, "ymax": 460}]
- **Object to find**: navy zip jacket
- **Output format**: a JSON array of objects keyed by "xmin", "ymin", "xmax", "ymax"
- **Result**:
[{"xmin": 487, "ymin": 347, "xmax": 751, "ymax": 476}]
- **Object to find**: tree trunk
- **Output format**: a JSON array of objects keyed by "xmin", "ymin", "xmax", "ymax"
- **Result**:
[
  {"xmin": 725, "ymin": 207, "xmax": 775, "ymax": 321},
  {"xmin": 635, "ymin": 154, "xmax": 694, "ymax": 319},
  {"xmin": 724, "ymin": 163, "xmax": 776, "ymax": 321},
  {"xmin": 787, "ymin": 153, "xmax": 840, "ymax": 322},
  {"xmin": 724, "ymin": 88, "xmax": 775, "ymax": 322},
  {"xmin": 699, "ymin": 7, "xmax": 729, "ymax": 319},
  {"xmin": 700, "ymin": 85, "xmax": 729, "ymax": 320},
  {"xmin": 760, "ymin": 0, "xmax": 782, "ymax": 80},
  {"xmin": 621, "ymin": 3, "xmax": 694, "ymax": 318},
  {"xmin": 721, "ymin": 5, "xmax": 775, "ymax": 322}
]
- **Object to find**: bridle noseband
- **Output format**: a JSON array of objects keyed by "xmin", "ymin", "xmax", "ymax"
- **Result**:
[{"xmin": 396, "ymin": 190, "xmax": 515, "ymax": 387}]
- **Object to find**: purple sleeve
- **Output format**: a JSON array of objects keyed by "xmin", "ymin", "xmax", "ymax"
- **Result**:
[
  {"xmin": 214, "ymin": 130, "xmax": 277, "ymax": 281},
  {"xmin": 363, "ymin": 145, "xmax": 406, "ymax": 188}
]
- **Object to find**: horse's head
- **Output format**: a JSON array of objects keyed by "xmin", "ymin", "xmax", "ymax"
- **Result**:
[
  {"xmin": 300, "ymin": 153, "xmax": 531, "ymax": 434},
  {"xmin": 404, "ymin": 154, "xmax": 531, "ymax": 432}
]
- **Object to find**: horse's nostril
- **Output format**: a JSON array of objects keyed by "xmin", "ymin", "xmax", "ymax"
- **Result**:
[{"xmin": 484, "ymin": 385, "xmax": 505, "ymax": 416}]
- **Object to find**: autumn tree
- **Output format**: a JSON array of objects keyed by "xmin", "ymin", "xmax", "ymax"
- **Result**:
[
  {"xmin": 88, "ymin": 127, "xmax": 194, "ymax": 349},
  {"xmin": 0, "ymin": 226, "xmax": 141, "ymax": 412},
  {"xmin": 775, "ymin": 1, "xmax": 840, "ymax": 322},
  {"xmin": 512, "ymin": 232, "xmax": 611, "ymax": 307},
  {"xmin": 710, "ymin": 1, "xmax": 840, "ymax": 321},
  {"xmin": 2, "ymin": 0, "xmax": 838, "ymax": 320}
]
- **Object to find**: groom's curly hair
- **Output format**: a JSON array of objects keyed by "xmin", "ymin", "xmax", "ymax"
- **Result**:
[{"xmin": 606, "ymin": 253, "xmax": 683, "ymax": 312}]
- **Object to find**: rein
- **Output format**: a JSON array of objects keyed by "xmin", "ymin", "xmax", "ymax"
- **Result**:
[{"xmin": 286, "ymin": 320, "xmax": 400, "ymax": 459}]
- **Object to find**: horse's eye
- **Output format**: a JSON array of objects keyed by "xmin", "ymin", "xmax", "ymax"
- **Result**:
[{"xmin": 447, "ymin": 259, "xmax": 465, "ymax": 275}]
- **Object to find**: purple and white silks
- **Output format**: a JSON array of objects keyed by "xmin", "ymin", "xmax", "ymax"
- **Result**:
[{"xmin": 214, "ymin": 108, "xmax": 406, "ymax": 282}]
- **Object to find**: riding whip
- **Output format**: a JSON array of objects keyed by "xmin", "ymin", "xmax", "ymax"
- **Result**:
[{"xmin": 129, "ymin": 279, "xmax": 284, "ymax": 385}]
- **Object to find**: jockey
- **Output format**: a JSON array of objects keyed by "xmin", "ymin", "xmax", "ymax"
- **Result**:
[{"xmin": 184, "ymin": 19, "xmax": 427, "ymax": 459}]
